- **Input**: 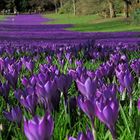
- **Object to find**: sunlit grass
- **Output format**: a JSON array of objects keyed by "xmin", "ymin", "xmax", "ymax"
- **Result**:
[
  {"xmin": 44, "ymin": 14, "xmax": 100, "ymax": 24},
  {"xmin": 44, "ymin": 14, "xmax": 140, "ymax": 32},
  {"xmin": 0, "ymin": 15, "xmax": 5, "ymax": 20}
]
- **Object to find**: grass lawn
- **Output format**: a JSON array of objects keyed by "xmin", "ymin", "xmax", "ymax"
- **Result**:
[
  {"xmin": 0, "ymin": 15, "xmax": 5, "ymax": 20},
  {"xmin": 44, "ymin": 14, "xmax": 140, "ymax": 32},
  {"xmin": 44, "ymin": 14, "xmax": 100, "ymax": 24}
]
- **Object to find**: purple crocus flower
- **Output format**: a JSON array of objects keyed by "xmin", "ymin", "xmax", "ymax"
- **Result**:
[
  {"xmin": 20, "ymin": 94, "xmax": 38, "ymax": 116},
  {"xmin": 30, "ymin": 76, "xmax": 37, "ymax": 87},
  {"xmin": 55, "ymin": 74, "xmax": 72, "ymax": 108},
  {"xmin": 4, "ymin": 69, "xmax": 18, "ymax": 89},
  {"xmin": 39, "ymin": 64, "xmax": 47, "ymax": 73},
  {"xmin": 46, "ymin": 56, "xmax": 52, "ymax": 64},
  {"xmin": 75, "ymin": 60, "xmax": 83, "ymax": 67},
  {"xmin": 0, "ymin": 82, "xmax": 10, "ymax": 101},
  {"xmin": 138, "ymin": 98, "xmax": 140, "ymax": 111},
  {"xmin": 131, "ymin": 59, "xmax": 140, "ymax": 76},
  {"xmin": 38, "ymin": 73, "xmax": 48, "ymax": 85},
  {"xmin": 44, "ymin": 80, "xmax": 57, "ymax": 99},
  {"xmin": 97, "ymin": 61, "xmax": 114, "ymax": 78},
  {"xmin": 24, "ymin": 113, "xmax": 54, "ymax": 140},
  {"xmin": 21, "ymin": 77, "xmax": 29, "ymax": 87},
  {"xmin": 69, "ymin": 129, "xmax": 94, "ymax": 140},
  {"xmin": 14, "ymin": 89, "xmax": 28, "ymax": 100},
  {"xmin": 3, "ymin": 106, "xmax": 22, "ymax": 125},
  {"xmin": 0, "ymin": 58, "xmax": 4, "ymax": 72},
  {"xmin": 65, "ymin": 53, "xmax": 72, "ymax": 61},
  {"xmin": 76, "ymin": 77, "xmax": 97, "ymax": 99},
  {"xmin": 25, "ymin": 60, "xmax": 34, "ymax": 73},
  {"xmin": 115, "ymin": 64, "xmax": 133, "ymax": 94},
  {"xmin": 76, "ymin": 66, "xmax": 86, "ymax": 79},
  {"xmin": 116, "ymin": 65, "xmax": 133, "ymax": 115},
  {"xmin": 69, "ymin": 66, "xmax": 87, "ymax": 81},
  {"xmin": 36, "ymin": 79, "xmax": 58, "ymax": 111},
  {"xmin": 78, "ymin": 96, "xmax": 94, "ymax": 121},
  {"xmin": 69, "ymin": 69, "xmax": 78, "ymax": 80},
  {"xmin": 123, "ymin": 71, "xmax": 134, "ymax": 93},
  {"xmin": 110, "ymin": 53, "xmax": 120, "ymax": 65},
  {"xmin": 55, "ymin": 74, "xmax": 72, "ymax": 94},
  {"xmin": 86, "ymin": 70, "xmax": 95, "ymax": 79},
  {"xmin": 16, "ymin": 60, "xmax": 22, "ymax": 72},
  {"xmin": 94, "ymin": 94, "xmax": 119, "ymax": 139},
  {"xmin": 77, "ymin": 91, "xmax": 96, "ymax": 140}
]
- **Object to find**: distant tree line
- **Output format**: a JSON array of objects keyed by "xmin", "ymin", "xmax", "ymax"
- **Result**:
[
  {"xmin": 0, "ymin": 0, "xmax": 55, "ymax": 13},
  {"xmin": 0, "ymin": 0, "xmax": 140, "ymax": 18},
  {"xmin": 58, "ymin": 0, "xmax": 140, "ymax": 18}
]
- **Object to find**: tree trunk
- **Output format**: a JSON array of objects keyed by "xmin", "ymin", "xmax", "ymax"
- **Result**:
[
  {"xmin": 54, "ymin": 2, "xmax": 58, "ymax": 13},
  {"xmin": 60, "ymin": 0, "xmax": 63, "ymax": 8},
  {"xmin": 124, "ymin": 0, "xmax": 130, "ymax": 18},
  {"xmin": 108, "ymin": 0, "xmax": 116, "ymax": 18},
  {"xmin": 72, "ymin": 0, "xmax": 76, "ymax": 15}
]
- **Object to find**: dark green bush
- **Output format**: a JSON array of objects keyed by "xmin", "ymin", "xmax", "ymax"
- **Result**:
[
  {"xmin": 131, "ymin": 8, "xmax": 140, "ymax": 24},
  {"xmin": 59, "ymin": 1, "xmax": 73, "ymax": 14}
]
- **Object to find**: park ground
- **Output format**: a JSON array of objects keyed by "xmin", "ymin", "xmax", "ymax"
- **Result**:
[
  {"xmin": 0, "ymin": 15, "xmax": 5, "ymax": 20},
  {"xmin": 0, "ymin": 14, "xmax": 140, "ymax": 32},
  {"xmin": 44, "ymin": 14, "xmax": 140, "ymax": 32}
]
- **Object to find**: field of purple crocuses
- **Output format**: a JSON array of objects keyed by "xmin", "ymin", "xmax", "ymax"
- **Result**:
[{"xmin": 0, "ymin": 14, "xmax": 140, "ymax": 140}]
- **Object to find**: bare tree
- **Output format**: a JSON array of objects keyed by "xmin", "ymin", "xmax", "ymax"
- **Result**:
[
  {"xmin": 51, "ymin": 0, "xmax": 58, "ymax": 13},
  {"xmin": 123, "ymin": 0, "xmax": 132, "ymax": 18},
  {"xmin": 72, "ymin": 0, "xmax": 76, "ymax": 15},
  {"xmin": 108, "ymin": 0, "xmax": 116, "ymax": 18},
  {"xmin": 60, "ymin": 0, "xmax": 64, "ymax": 8}
]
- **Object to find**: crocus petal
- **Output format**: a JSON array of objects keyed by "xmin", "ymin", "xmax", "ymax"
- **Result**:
[
  {"xmin": 85, "ymin": 78, "xmax": 96, "ymax": 99},
  {"xmin": 78, "ymin": 97, "xmax": 94, "ymax": 119},
  {"xmin": 24, "ymin": 119, "xmax": 37, "ymax": 140},
  {"xmin": 76, "ymin": 80, "xmax": 86, "ymax": 97},
  {"xmin": 103, "ymin": 105, "xmax": 114, "ymax": 126},
  {"xmin": 68, "ymin": 137, "xmax": 77, "ymax": 140},
  {"xmin": 138, "ymin": 98, "xmax": 140, "ymax": 111}
]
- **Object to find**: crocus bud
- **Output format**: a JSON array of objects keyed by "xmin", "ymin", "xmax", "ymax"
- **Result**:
[
  {"xmin": 77, "ymin": 77, "xmax": 97, "ymax": 99},
  {"xmin": 131, "ymin": 59, "xmax": 140, "ymax": 76},
  {"xmin": 20, "ymin": 94, "xmax": 38, "ymax": 116},
  {"xmin": 78, "ymin": 96, "xmax": 94, "ymax": 120},
  {"xmin": 3, "ymin": 107, "xmax": 22, "ymax": 125},
  {"xmin": 95, "ymin": 96, "xmax": 119, "ymax": 139}
]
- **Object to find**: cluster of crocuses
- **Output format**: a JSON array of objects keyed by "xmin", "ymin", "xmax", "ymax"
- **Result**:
[
  {"xmin": 76, "ymin": 78, "xmax": 119, "ymax": 140},
  {"xmin": 0, "ymin": 14, "xmax": 140, "ymax": 140},
  {"xmin": 0, "ymin": 55, "xmax": 73, "ymax": 139},
  {"xmin": 1, "ymin": 15, "xmax": 140, "ymax": 46},
  {"xmin": 0, "ymin": 40, "xmax": 140, "ymax": 140},
  {"xmin": 68, "ymin": 52, "xmax": 140, "ymax": 139}
]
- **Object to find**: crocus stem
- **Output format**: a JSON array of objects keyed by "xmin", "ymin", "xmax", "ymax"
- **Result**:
[
  {"xmin": 7, "ymin": 103, "xmax": 10, "ymax": 110},
  {"xmin": 91, "ymin": 120, "xmax": 97, "ymax": 140},
  {"xmin": 92, "ymin": 127, "xmax": 97, "ymax": 140},
  {"xmin": 113, "ymin": 137, "xmax": 117, "ymax": 140},
  {"xmin": 122, "ymin": 90, "xmax": 126, "ymax": 101},
  {"xmin": 138, "ymin": 78, "xmax": 140, "ymax": 88},
  {"xmin": 109, "ymin": 126, "xmax": 117, "ymax": 140},
  {"xmin": 112, "ymin": 132, "xmax": 117, "ymax": 140},
  {"xmin": 62, "ymin": 92, "xmax": 70, "ymax": 126},
  {"xmin": 61, "ymin": 92, "xmax": 67, "ymax": 114},
  {"xmin": 129, "ymin": 95, "xmax": 133, "ymax": 116}
]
